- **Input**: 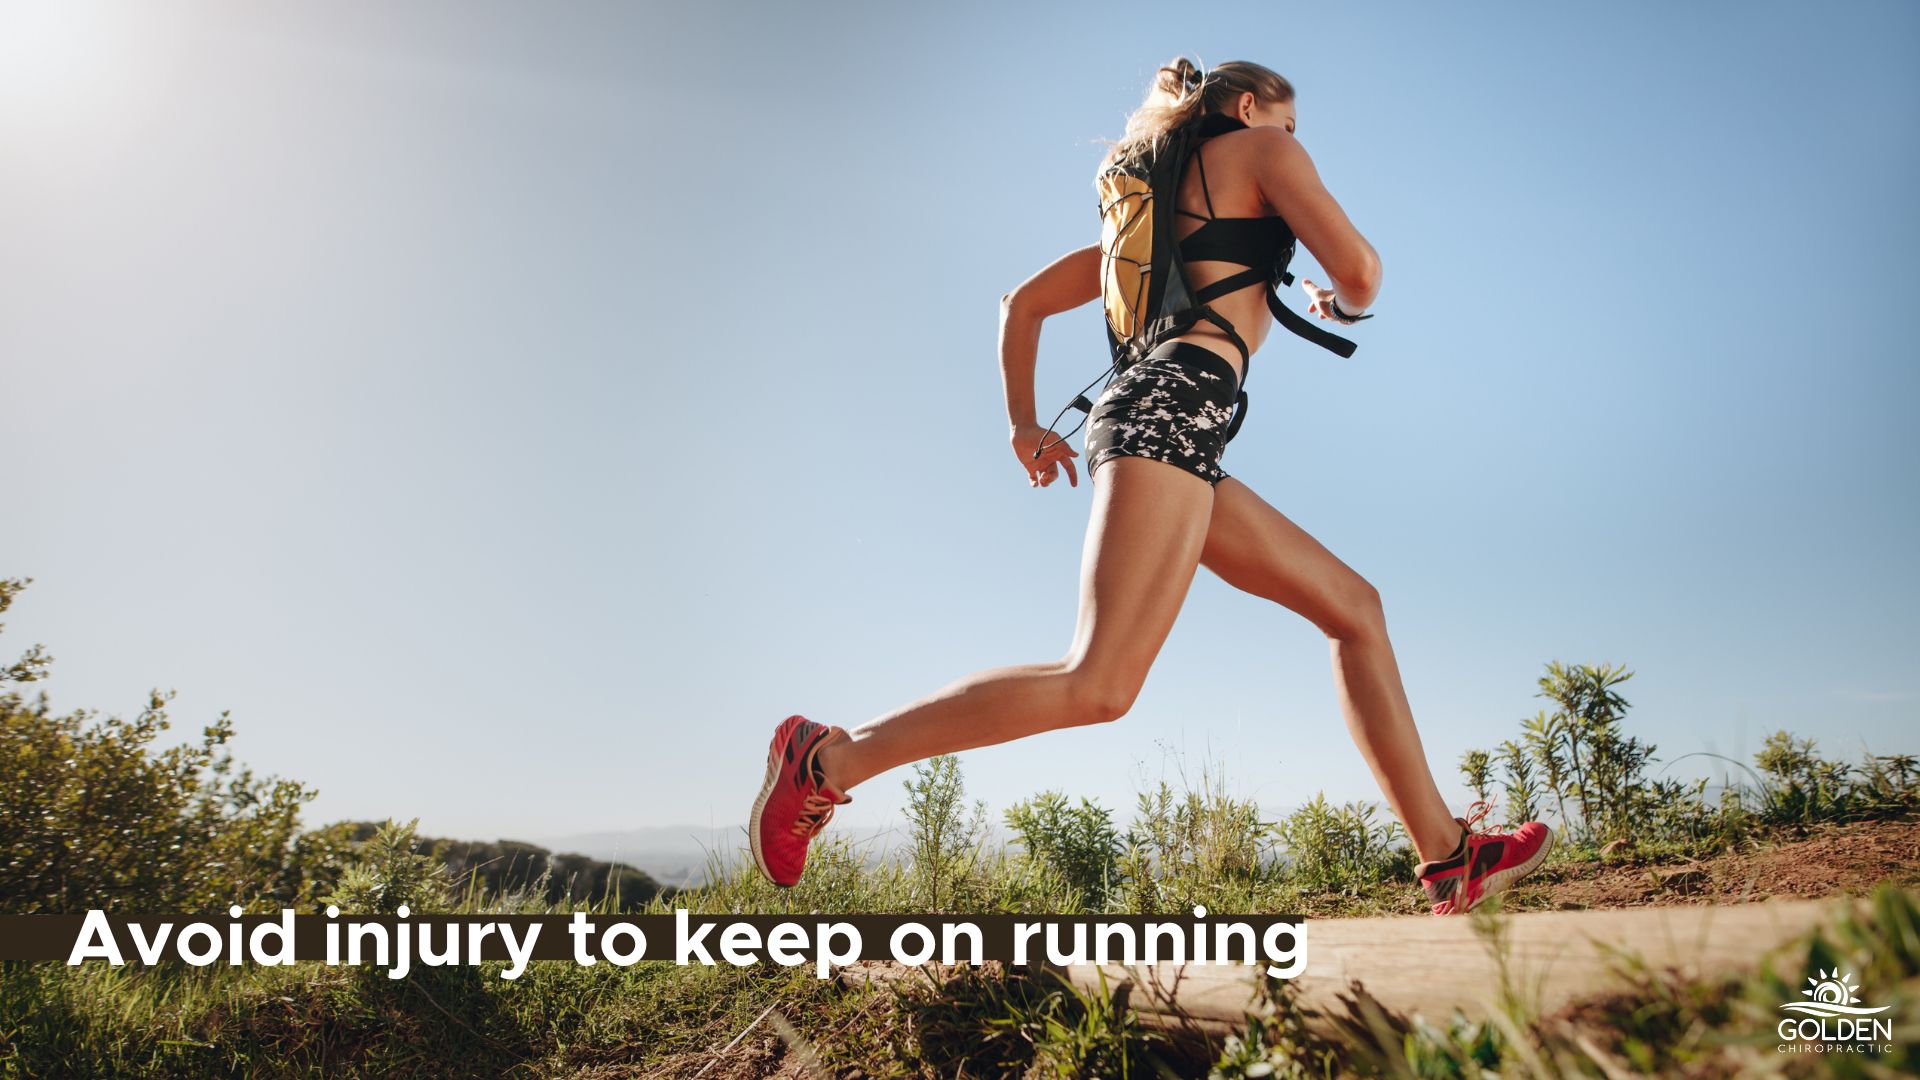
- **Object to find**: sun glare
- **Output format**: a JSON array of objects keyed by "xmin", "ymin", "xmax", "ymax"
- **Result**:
[{"xmin": 0, "ymin": 1, "xmax": 133, "ymax": 126}]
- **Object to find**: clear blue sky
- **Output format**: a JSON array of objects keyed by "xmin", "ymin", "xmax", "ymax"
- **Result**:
[{"xmin": 3, "ymin": 1, "xmax": 1915, "ymax": 846}]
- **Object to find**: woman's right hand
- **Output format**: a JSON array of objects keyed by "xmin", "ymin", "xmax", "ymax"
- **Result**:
[
  {"xmin": 1010, "ymin": 423, "xmax": 1079, "ymax": 488},
  {"xmin": 1300, "ymin": 277, "xmax": 1367, "ymax": 324}
]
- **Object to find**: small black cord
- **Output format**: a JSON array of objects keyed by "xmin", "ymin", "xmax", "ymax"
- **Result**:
[{"xmin": 1031, "ymin": 360, "xmax": 1117, "ymax": 461}]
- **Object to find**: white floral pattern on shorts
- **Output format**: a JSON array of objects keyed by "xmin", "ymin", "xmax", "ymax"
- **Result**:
[{"xmin": 1085, "ymin": 342, "xmax": 1242, "ymax": 485}]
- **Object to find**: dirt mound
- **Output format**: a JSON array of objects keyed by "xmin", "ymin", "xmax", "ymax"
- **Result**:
[{"xmin": 1528, "ymin": 819, "xmax": 1920, "ymax": 910}]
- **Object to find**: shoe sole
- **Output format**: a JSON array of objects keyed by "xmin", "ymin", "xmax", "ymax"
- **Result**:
[
  {"xmin": 748, "ymin": 720, "xmax": 795, "ymax": 888},
  {"xmin": 1463, "ymin": 824, "xmax": 1556, "ymax": 913}
]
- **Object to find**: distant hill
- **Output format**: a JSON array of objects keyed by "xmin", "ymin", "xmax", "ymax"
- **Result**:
[
  {"xmin": 333, "ymin": 821, "xmax": 669, "ymax": 912},
  {"xmin": 535, "ymin": 823, "xmax": 913, "ymax": 888}
]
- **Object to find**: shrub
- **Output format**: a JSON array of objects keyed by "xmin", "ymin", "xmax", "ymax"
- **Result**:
[
  {"xmin": 1114, "ymin": 772, "xmax": 1278, "ymax": 913},
  {"xmin": 1495, "ymin": 739, "xmax": 1540, "ymax": 827},
  {"xmin": 1753, "ymin": 732, "xmax": 1920, "ymax": 826},
  {"xmin": 1459, "ymin": 749, "xmax": 1493, "ymax": 804},
  {"xmin": 901, "ymin": 754, "xmax": 989, "ymax": 911},
  {"xmin": 320, "ymin": 818, "xmax": 454, "ymax": 915},
  {"xmin": 1004, "ymin": 791, "xmax": 1122, "ymax": 909},
  {"xmin": 1273, "ymin": 793, "xmax": 1413, "ymax": 894},
  {"xmin": 0, "ymin": 578, "xmax": 319, "ymax": 914},
  {"xmin": 1537, "ymin": 661, "xmax": 1650, "ymax": 843}
]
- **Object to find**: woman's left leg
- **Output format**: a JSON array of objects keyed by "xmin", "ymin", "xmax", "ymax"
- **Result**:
[
  {"xmin": 750, "ymin": 458, "xmax": 1217, "ymax": 888},
  {"xmin": 816, "ymin": 456, "xmax": 1218, "ymax": 792}
]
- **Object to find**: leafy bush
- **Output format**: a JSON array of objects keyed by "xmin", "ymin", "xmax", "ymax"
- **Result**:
[
  {"xmin": 1535, "ymin": 661, "xmax": 1653, "ymax": 843},
  {"xmin": 1753, "ymin": 731, "xmax": 1920, "ymax": 826},
  {"xmin": 901, "ymin": 754, "xmax": 989, "ymax": 911},
  {"xmin": 1273, "ymin": 793, "xmax": 1413, "ymax": 894},
  {"xmin": 319, "ymin": 819, "xmax": 453, "ymax": 915},
  {"xmin": 1004, "ymin": 790, "xmax": 1122, "ymax": 908},
  {"xmin": 1459, "ymin": 749, "xmax": 1493, "ymax": 805},
  {"xmin": 1494, "ymin": 739, "xmax": 1540, "ymax": 826},
  {"xmin": 0, "ymin": 578, "xmax": 320, "ymax": 914},
  {"xmin": 1114, "ymin": 771, "xmax": 1281, "ymax": 914}
]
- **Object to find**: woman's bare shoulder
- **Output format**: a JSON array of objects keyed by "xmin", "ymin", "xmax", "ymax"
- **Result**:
[
  {"xmin": 1213, "ymin": 124, "xmax": 1309, "ymax": 164},
  {"xmin": 1217, "ymin": 127, "xmax": 1326, "ymax": 200}
]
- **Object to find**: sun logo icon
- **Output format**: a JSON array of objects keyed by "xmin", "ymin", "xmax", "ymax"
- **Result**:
[
  {"xmin": 1779, "ymin": 968, "xmax": 1890, "ymax": 1018},
  {"xmin": 1805, "ymin": 969, "xmax": 1862, "ymax": 1006}
]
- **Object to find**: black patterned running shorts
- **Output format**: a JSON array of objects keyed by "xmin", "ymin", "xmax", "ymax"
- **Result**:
[{"xmin": 1085, "ymin": 341, "xmax": 1243, "ymax": 486}]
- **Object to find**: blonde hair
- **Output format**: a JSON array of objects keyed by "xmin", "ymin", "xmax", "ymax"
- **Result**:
[{"xmin": 1100, "ymin": 56, "xmax": 1295, "ymax": 171}]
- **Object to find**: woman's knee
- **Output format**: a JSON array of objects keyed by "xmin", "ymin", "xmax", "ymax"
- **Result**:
[
  {"xmin": 1321, "ymin": 574, "xmax": 1387, "ymax": 643},
  {"xmin": 1057, "ymin": 662, "xmax": 1145, "ymax": 726}
]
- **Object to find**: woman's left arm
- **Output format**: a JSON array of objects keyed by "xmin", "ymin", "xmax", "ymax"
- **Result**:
[{"xmin": 1000, "ymin": 243, "xmax": 1101, "ymax": 486}]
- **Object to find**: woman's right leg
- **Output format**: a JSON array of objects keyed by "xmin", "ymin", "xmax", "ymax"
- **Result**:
[
  {"xmin": 815, "ymin": 456, "xmax": 1216, "ymax": 792},
  {"xmin": 1198, "ymin": 476, "xmax": 1462, "ymax": 860},
  {"xmin": 1197, "ymin": 476, "xmax": 1556, "ymax": 915}
]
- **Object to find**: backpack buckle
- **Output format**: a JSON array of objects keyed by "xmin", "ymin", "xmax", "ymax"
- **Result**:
[{"xmin": 1224, "ymin": 389, "xmax": 1249, "ymax": 444}]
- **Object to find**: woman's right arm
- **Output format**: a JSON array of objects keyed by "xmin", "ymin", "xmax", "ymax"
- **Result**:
[
  {"xmin": 1000, "ymin": 243, "xmax": 1101, "ymax": 487},
  {"xmin": 1249, "ymin": 127, "xmax": 1382, "ymax": 315}
]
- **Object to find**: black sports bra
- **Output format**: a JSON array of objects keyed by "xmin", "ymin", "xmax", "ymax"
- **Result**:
[{"xmin": 1174, "ymin": 133, "xmax": 1294, "ymax": 282}]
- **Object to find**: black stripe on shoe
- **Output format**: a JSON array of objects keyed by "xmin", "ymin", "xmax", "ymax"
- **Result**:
[{"xmin": 791, "ymin": 724, "xmax": 827, "ymax": 790}]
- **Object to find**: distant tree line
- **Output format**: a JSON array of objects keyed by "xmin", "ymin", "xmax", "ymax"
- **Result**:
[{"xmin": 334, "ymin": 822, "xmax": 668, "ymax": 912}]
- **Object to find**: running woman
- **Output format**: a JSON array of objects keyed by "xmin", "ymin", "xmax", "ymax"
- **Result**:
[{"xmin": 750, "ymin": 57, "xmax": 1553, "ymax": 915}]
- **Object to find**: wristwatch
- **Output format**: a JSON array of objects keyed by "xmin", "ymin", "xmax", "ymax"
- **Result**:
[{"xmin": 1329, "ymin": 297, "xmax": 1374, "ymax": 324}]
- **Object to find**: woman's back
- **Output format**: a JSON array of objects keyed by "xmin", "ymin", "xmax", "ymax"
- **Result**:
[{"xmin": 1165, "ymin": 126, "xmax": 1297, "ymax": 378}]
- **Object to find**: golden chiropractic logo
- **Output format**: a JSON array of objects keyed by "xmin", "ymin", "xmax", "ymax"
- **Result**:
[{"xmin": 1776, "ymin": 968, "xmax": 1892, "ymax": 1054}]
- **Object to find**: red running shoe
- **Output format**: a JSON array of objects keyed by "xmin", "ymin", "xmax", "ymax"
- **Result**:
[
  {"xmin": 1416, "ymin": 801, "xmax": 1554, "ymax": 915},
  {"xmin": 750, "ymin": 715, "xmax": 853, "ymax": 888}
]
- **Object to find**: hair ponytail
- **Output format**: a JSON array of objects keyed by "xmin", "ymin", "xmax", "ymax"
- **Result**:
[{"xmin": 1099, "ymin": 56, "xmax": 1295, "ymax": 171}]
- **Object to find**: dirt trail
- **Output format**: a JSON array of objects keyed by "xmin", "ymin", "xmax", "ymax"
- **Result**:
[{"xmin": 1525, "ymin": 818, "xmax": 1920, "ymax": 910}]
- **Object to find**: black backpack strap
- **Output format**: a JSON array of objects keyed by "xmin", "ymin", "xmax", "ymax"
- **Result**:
[
  {"xmin": 1267, "ymin": 289, "xmax": 1358, "ymax": 358},
  {"xmin": 1166, "ymin": 305, "xmax": 1254, "ymax": 447},
  {"xmin": 1193, "ymin": 307, "xmax": 1251, "ymax": 368},
  {"xmin": 1225, "ymin": 388, "xmax": 1249, "ymax": 444},
  {"xmin": 1189, "ymin": 267, "xmax": 1361, "ymax": 359},
  {"xmin": 1192, "ymin": 266, "xmax": 1271, "ymax": 306},
  {"xmin": 1265, "ymin": 269, "xmax": 1360, "ymax": 359}
]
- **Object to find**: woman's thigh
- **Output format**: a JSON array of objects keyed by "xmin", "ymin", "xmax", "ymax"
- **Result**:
[
  {"xmin": 1067, "ymin": 456, "xmax": 1217, "ymax": 687},
  {"xmin": 1200, "ymin": 476, "xmax": 1378, "ymax": 637}
]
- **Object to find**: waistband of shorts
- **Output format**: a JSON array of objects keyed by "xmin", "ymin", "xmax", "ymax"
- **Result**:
[{"xmin": 1138, "ymin": 339, "xmax": 1244, "ymax": 389}]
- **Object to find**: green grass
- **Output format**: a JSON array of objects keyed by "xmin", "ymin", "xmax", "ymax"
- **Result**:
[
  {"xmin": 2, "ymin": 936, "xmax": 854, "ymax": 1077},
  {"xmin": 15, "ymin": 885, "xmax": 1910, "ymax": 1077},
  {"xmin": 7, "ymin": 798, "xmax": 1915, "ymax": 1077}
]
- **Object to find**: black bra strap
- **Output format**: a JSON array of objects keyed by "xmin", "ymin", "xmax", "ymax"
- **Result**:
[{"xmin": 1192, "ymin": 142, "xmax": 1218, "ymax": 219}]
